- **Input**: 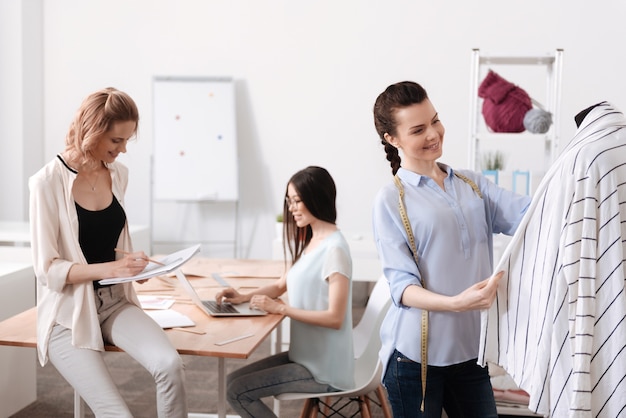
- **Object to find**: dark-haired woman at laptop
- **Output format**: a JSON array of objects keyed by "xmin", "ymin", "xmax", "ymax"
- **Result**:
[{"xmin": 215, "ymin": 166, "xmax": 355, "ymax": 418}]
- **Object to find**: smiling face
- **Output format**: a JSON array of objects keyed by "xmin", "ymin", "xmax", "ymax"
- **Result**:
[
  {"xmin": 384, "ymin": 99, "xmax": 445, "ymax": 173},
  {"xmin": 286, "ymin": 182, "xmax": 316, "ymax": 228},
  {"xmin": 92, "ymin": 120, "xmax": 137, "ymax": 164}
]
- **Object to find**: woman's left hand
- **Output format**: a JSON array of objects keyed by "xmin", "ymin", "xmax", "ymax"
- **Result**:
[
  {"xmin": 454, "ymin": 271, "xmax": 503, "ymax": 311},
  {"xmin": 249, "ymin": 294, "xmax": 281, "ymax": 314}
]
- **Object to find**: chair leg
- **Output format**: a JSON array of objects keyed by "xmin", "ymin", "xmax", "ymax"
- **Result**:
[
  {"xmin": 322, "ymin": 396, "xmax": 331, "ymax": 415},
  {"xmin": 359, "ymin": 395, "xmax": 372, "ymax": 418},
  {"xmin": 362, "ymin": 394, "xmax": 372, "ymax": 412},
  {"xmin": 299, "ymin": 398, "xmax": 320, "ymax": 418},
  {"xmin": 375, "ymin": 385, "xmax": 393, "ymax": 418},
  {"xmin": 309, "ymin": 398, "xmax": 320, "ymax": 418},
  {"xmin": 299, "ymin": 398, "xmax": 313, "ymax": 418}
]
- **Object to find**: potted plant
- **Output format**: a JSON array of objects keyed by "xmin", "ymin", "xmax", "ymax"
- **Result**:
[
  {"xmin": 482, "ymin": 150, "xmax": 505, "ymax": 185},
  {"xmin": 275, "ymin": 213, "xmax": 284, "ymax": 239},
  {"xmin": 483, "ymin": 150, "xmax": 505, "ymax": 171}
]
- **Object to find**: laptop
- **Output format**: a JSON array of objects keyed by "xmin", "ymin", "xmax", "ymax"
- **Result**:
[{"xmin": 175, "ymin": 270, "xmax": 267, "ymax": 317}]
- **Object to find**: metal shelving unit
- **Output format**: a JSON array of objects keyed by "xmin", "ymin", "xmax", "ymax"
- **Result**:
[
  {"xmin": 468, "ymin": 48, "xmax": 564, "ymax": 195},
  {"xmin": 469, "ymin": 49, "xmax": 562, "ymax": 418}
]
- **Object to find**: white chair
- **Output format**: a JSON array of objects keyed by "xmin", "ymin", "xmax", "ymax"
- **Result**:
[{"xmin": 275, "ymin": 275, "xmax": 393, "ymax": 418}]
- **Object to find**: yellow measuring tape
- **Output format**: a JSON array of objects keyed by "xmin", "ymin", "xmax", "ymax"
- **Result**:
[{"xmin": 393, "ymin": 172, "xmax": 482, "ymax": 412}]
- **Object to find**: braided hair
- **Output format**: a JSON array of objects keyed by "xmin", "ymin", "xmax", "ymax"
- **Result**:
[{"xmin": 373, "ymin": 81, "xmax": 429, "ymax": 175}]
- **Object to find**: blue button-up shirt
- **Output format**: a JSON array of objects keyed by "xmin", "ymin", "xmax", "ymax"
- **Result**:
[{"xmin": 373, "ymin": 165, "xmax": 530, "ymax": 371}]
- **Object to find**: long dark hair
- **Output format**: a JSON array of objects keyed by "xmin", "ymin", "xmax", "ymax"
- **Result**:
[
  {"xmin": 281, "ymin": 166, "xmax": 337, "ymax": 264},
  {"xmin": 373, "ymin": 81, "xmax": 429, "ymax": 175}
]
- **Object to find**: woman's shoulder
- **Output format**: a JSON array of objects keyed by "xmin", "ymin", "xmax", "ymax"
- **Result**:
[
  {"xmin": 374, "ymin": 179, "xmax": 401, "ymax": 203},
  {"xmin": 452, "ymin": 167, "xmax": 481, "ymax": 182},
  {"xmin": 329, "ymin": 229, "xmax": 349, "ymax": 247},
  {"xmin": 326, "ymin": 230, "xmax": 352, "ymax": 257},
  {"xmin": 452, "ymin": 168, "xmax": 491, "ymax": 192},
  {"xmin": 29, "ymin": 157, "xmax": 68, "ymax": 188},
  {"xmin": 107, "ymin": 160, "xmax": 130, "ymax": 191}
]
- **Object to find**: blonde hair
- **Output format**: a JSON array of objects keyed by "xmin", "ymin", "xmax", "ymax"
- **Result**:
[{"xmin": 64, "ymin": 87, "xmax": 139, "ymax": 167}]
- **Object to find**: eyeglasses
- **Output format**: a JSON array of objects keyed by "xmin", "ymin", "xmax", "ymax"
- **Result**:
[{"xmin": 285, "ymin": 197, "xmax": 302, "ymax": 208}]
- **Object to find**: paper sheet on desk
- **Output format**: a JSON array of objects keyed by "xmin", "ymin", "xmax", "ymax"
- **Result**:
[
  {"xmin": 145, "ymin": 309, "xmax": 195, "ymax": 329},
  {"xmin": 98, "ymin": 244, "xmax": 201, "ymax": 285},
  {"xmin": 138, "ymin": 295, "xmax": 175, "ymax": 310}
]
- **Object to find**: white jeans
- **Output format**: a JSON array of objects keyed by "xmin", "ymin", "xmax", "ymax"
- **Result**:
[{"xmin": 48, "ymin": 285, "xmax": 188, "ymax": 418}]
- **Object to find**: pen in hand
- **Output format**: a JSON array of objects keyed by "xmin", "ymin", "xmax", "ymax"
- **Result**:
[{"xmin": 114, "ymin": 248, "xmax": 166, "ymax": 266}]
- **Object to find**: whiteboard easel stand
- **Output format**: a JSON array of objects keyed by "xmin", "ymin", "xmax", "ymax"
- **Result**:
[
  {"xmin": 149, "ymin": 197, "xmax": 239, "ymax": 259},
  {"xmin": 150, "ymin": 76, "xmax": 240, "ymax": 258}
]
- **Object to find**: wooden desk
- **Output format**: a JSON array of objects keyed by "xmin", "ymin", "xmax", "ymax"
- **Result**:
[{"xmin": 0, "ymin": 257, "xmax": 286, "ymax": 418}]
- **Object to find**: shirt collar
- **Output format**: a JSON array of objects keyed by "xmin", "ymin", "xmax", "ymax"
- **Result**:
[{"xmin": 397, "ymin": 163, "xmax": 453, "ymax": 187}]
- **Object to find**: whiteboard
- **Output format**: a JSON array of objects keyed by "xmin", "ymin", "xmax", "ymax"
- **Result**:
[{"xmin": 152, "ymin": 77, "xmax": 238, "ymax": 201}]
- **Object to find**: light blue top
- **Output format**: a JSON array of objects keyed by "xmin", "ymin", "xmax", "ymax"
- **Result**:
[
  {"xmin": 287, "ymin": 230, "xmax": 355, "ymax": 390},
  {"xmin": 373, "ymin": 165, "xmax": 530, "ymax": 372}
]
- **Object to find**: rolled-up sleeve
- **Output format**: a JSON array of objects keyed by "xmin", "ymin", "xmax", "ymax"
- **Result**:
[
  {"xmin": 372, "ymin": 185, "xmax": 422, "ymax": 307},
  {"xmin": 29, "ymin": 169, "xmax": 74, "ymax": 293}
]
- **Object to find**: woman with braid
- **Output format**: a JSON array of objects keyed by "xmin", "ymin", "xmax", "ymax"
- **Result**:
[{"xmin": 371, "ymin": 81, "xmax": 530, "ymax": 418}]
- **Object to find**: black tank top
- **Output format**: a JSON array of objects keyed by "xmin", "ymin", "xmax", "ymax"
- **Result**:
[{"xmin": 75, "ymin": 198, "xmax": 126, "ymax": 288}]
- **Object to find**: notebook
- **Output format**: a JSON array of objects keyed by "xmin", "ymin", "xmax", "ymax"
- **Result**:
[{"xmin": 175, "ymin": 270, "xmax": 267, "ymax": 317}]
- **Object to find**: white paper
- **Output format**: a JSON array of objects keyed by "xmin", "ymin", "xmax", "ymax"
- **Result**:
[
  {"xmin": 98, "ymin": 244, "xmax": 201, "ymax": 285},
  {"xmin": 138, "ymin": 295, "xmax": 175, "ymax": 310},
  {"xmin": 145, "ymin": 309, "xmax": 195, "ymax": 329}
]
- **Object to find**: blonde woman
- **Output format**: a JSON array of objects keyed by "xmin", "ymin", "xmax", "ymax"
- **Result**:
[{"xmin": 29, "ymin": 88, "xmax": 187, "ymax": 417}]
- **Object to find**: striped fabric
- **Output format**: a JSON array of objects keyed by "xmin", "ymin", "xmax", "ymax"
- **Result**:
[{"xmin": 479, "ymin": 102, "xmax": 626, "ymax": 417}]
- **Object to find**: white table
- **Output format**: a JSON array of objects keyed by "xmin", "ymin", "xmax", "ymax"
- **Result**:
[
  {"xmin": 0, "ymin": 244, "xmax": 37, "ymax": 417},
  {"xmin": 0, "ymin": 262, "xmax": 36, "ymax": 418},
  {"xmin": 0, "ymin": 246, "xmax": 33, "ymax": 263},
  {"xmin": 0, "ymin": 221, "xmax": 31, "ymax": 245}
]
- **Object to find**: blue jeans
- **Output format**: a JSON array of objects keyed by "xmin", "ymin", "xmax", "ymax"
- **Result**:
[
  {"xmin": 227, "ymin": 351, "xmax": 338, "ymax": 418},
  {"xmin": 383, "ymin": 349, "xmax": 497, "ymax": 418}
]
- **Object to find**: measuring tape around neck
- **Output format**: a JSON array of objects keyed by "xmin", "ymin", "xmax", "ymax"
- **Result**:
[{"xmin": 393, "ymin": 175, "xmax": 428, "ymax": 412}]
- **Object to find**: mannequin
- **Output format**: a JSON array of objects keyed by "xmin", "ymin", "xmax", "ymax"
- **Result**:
[{"xmin": 574, "ymin": 102, "xmax": 603, "ymax": 127}]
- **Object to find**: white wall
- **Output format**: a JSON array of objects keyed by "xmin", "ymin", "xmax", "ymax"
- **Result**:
[
  {"xmin": 0, "ymin": 0, "xmax": 43, "ymax": 221},
  {"xmin": 3, "ymin": 0, "xmax": 626, "ymax": 258}
]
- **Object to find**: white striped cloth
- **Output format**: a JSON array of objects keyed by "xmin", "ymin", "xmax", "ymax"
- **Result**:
[{"xmin": 479, "ymin": 102, "xmax": 626, "ymax": 418}]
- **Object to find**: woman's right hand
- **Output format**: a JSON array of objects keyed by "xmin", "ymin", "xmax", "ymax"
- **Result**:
[
  {"xmin": 112, "ymin": 251, "xmax": 149, "ymax": 277},
  {"xmin": 215, "ymin": 287, "xmax": 247, "ymax": 305}
]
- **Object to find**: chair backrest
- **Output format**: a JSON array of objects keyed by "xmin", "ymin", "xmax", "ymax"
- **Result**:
[
  {"xmin": 350, "ymin": 275, "xmax": 391, "ymax": 394},
  {"xmin": 353, "ymin": 275, "xmax": 391, "ymax": 359},
  {"xmin": 275, "ymin": 275, "xmax": 392, "ymax": 401}
]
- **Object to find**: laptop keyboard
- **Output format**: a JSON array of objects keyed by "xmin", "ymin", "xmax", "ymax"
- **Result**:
[{"xmin": 202, "ymin": 300, "xmax": 239, "ymax": 314}]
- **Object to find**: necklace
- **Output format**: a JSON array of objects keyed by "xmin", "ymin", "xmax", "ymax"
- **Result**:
[{"xmin": 83, "ymin": 169, "xmax": 101, "ymax": 192}]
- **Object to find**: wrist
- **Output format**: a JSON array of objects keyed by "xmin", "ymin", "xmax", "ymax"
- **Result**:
[{"xmin": 449, "ymin": 295, "xmax": 463, "ymax": 312}]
